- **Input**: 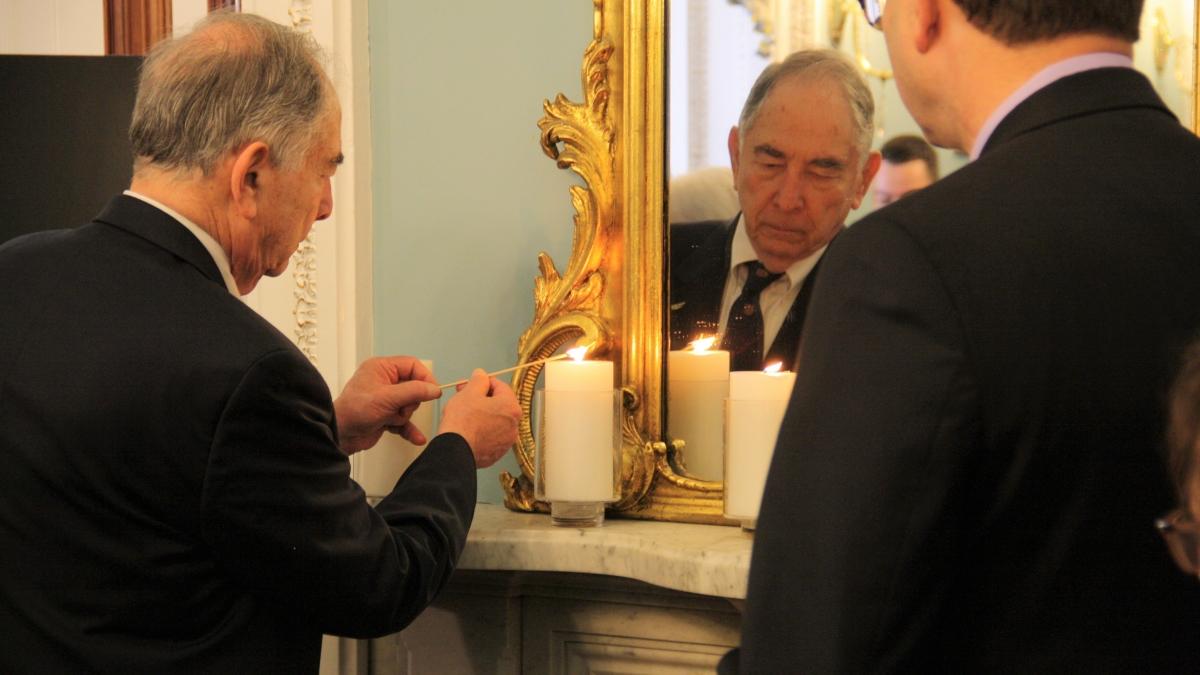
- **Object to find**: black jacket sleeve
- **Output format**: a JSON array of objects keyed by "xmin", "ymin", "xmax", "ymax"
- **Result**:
[{"xmin": 200, "ymin": 347, "xmax": 476, "ymax": 638}]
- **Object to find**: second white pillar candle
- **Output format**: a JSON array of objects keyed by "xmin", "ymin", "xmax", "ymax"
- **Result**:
[
  {"xmin": 724, "ymin": 369, "xmax": 796, "ymax": 526},
  {"xmin": 667, "ymin": 347, "xmax": 730, "ymax": 480}
]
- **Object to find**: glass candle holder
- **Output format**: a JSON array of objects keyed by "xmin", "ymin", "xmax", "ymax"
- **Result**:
[
  {"xmin": 667, "ymin": 343, "xmax": 730, "ymax": 480},
  {"xmin": 534, "ymin": 388, "xmax": 621, "ymax": 527},
  {"xmin": 723, "ymin": 369, "xmax": 796, "ymax": 530}
]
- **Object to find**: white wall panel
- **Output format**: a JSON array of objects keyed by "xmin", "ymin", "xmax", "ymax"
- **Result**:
[{"xmin": 1, "ymin": 0, "xmax": 103, "ymax": 55}]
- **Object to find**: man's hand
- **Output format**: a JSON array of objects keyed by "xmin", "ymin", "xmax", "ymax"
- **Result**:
[
  {"xmin": 334, "ymin": 356, "xmax": 441, "ymax": 455},
  {"xmin": 438, "ymin": 369, "xmax": 521, "ymax": 468}
]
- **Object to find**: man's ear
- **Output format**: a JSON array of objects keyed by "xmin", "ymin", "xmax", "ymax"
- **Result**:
[
  {"xmin": 229, "ymin": 141, "xmax": 270, "ymax": 220},
  {"xmin": 727, "ymin": 126, "xmax": 741, "ymax": 181},
  {"xmin": 850, "ymin": 151, "xmax": 882, "ymax": 209},
  {"xmin": 914, "ymin": 0, "xmax": 941, "ymax": 54}
]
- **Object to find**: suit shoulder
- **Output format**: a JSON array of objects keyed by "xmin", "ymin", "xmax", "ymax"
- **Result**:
[
  {"xmin": 671, "ymin": 219, "xmax": 728, "ymax": 246},
  {"xmin": 0, "ymin": 227, "xmax": 79, "ymax": 260}
]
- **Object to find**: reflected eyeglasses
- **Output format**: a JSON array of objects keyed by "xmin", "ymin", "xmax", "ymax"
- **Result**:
[
  {"xmin": 1156, "ymin": 509, "xmax": 1200, "ymax": 579},
  {"xmin": 858, "ymin": 0, "xmax": 885, "ymax": 29}
]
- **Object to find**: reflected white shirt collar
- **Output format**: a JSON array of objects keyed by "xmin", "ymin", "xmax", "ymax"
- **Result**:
[
  {"xmin": 729, "ymin": 213, "xmax": 828, "ymax": 288},
  {"xmin": 123, "ymin": 190, "xmax": 241, "ymax": 297}
]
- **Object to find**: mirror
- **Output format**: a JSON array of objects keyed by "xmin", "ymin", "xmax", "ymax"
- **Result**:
[
  {"xmin": 502, "ymin": 0, "xmax": 1200, "ymax": 524},
  {"xmin": 664, "ymin": 0, "xmax": 1198, "ymax": 484}
]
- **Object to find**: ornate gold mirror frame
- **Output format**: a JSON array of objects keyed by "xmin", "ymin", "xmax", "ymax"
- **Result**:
[
  {"xmin": 500, "ymin": 0, "xmax": 730, "ymax": 525},
  {"xmin": 1194, "ymin": 3, "xmax": 1199, "ymax": 135},
  {"xmin": 501, "ymin": 0, "xmax": 1200, "ymax": 525}
]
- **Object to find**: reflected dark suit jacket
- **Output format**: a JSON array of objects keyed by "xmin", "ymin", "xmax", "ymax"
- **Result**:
[
  {"xmin": 669, "ymin": 216, "xmax": 821, "ymax": 371},
  {"xmin": 729, "ymin": 67, "xmax": 1200, "ymax": 673},
  {"xmin": 0, "ymin": 196, "xmax": 476, "ymax": 673}
]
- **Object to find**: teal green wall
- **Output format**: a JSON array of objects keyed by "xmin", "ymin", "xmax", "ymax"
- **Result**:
[{"xmin": 369, "ymin": 1, "xmax": 591, "ymax": 504}]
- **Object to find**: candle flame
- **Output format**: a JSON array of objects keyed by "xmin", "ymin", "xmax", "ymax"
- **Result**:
[
  {"xmin": 690, "ymin": 336, "xmax": 716, "ymax": 353},
  {"xmin": 567, "ymin": 346, "xmax": 589, "ymax": 362},
  {"xmin": 763, "ymin": 362, "xmax": 783, "ymax": 374}
]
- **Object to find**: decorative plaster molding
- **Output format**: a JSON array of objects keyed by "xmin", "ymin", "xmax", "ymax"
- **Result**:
[
  {"xmin": 287, "ymin": 0, "xmax": 313, "ymax": 34},
  {"xmin": 292, "ymin": 237, "xmax": 319, "ymax": 362},
  {"xmin": 288, "ymin": 0, "xmax": 318, "ymax": 362}
]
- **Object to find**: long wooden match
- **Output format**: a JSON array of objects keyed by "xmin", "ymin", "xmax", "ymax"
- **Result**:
[{"xmin": 438, "ymin": 352, "xmax": 573, "ymax": 390}]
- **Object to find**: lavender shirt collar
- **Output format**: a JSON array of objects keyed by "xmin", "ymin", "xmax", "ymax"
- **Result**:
[{"xmin": 969, "ymin": 52, "xmax": 1133, "ymax": 160}]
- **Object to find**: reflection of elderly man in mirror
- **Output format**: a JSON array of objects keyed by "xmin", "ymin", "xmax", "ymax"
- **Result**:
[
  {"xmin": 872, "ymin": 133, "xmax": 939, "ymax": 208},
  {"xmin": 669, "ymin": 49, "xmax": 880, "ymax": 372}
]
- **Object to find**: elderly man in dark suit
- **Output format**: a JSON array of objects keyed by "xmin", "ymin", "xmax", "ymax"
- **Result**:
[
  {"xmin": 726, "ymin": 0, "xmax": 1200, "ymax": 672},
  {"xmin": 670, "ymin": 49, "xmax": 880, "ymax": 372},
  {"xmin": 0, "ymin": 13, "xmax": 521, "ymax": 673}
]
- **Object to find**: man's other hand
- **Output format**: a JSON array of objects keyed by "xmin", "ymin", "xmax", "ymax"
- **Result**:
[{"xmin": 334, "ymin": 356, "xmax": 440, "ymax": 454}]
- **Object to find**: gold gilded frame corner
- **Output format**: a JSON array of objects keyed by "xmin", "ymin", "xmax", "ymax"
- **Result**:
[{"xmin": 500, "ymin": 0, "xmax": 733, "ymax": 525}]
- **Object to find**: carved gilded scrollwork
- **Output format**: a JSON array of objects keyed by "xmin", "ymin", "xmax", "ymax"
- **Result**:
[
  {"xmin": 731, "ymin": 0, "xmax": 777, "ymax": 58},
  {"xmin": 502, "ymin": 0, "xmax": 732, "ymax": 525},
  {"xmin": 733, "ymin": 0, "xmax": 819, "ymax": 58},
  {"xmin": 501, "ymin": 11, "xmax": 629, "ymax": 513},
  {"xmin": 826, "ymin": 0, "xmax": 892, "ymax": 80}
]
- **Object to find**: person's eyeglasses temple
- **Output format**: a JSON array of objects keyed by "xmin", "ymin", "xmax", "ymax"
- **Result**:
[
  {"xmin": 1157, "ymin": 509, "xmax": 1200, "ymax": 579},
  {"xmin": 858, "ymin": 0, "xmax": 885, "ymax": 29}
]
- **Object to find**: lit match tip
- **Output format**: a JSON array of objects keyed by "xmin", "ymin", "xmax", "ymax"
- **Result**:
[
  {"xmin": 763, "ymin": 362, "xmax": 783, "ymax": 374},
  {"xmin": 690, "ymin": 336, "xmax": 717, "ymax": 352},
  {"xmin": 567, "ymin": 346, "xmax": 589, "ymax": 362}
]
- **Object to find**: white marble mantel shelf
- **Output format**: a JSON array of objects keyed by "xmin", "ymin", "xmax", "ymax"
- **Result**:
[{"xmin": 458, "ymin": 503, "xmax": 754, "ymax": 600}]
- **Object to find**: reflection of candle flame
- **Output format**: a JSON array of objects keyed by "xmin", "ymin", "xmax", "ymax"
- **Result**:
[
  {"xmin": 763, "ymin": 362, "xmax": 783, "ymax": 374},
  {"xmin": 567, "ymin": 346, "xmax": 589, "ymax": 362},
  {"xmin": 690, "ymin": 336, "xmax": 716, "ymax": 352}
]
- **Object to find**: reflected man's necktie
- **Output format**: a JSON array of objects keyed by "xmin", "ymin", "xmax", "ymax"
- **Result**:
[{"xmin": 721, "ymin": 261, "xmax": 783, "ymax": 371}]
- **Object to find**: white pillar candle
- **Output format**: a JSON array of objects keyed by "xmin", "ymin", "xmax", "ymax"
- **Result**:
[
  {"xmin": 724, "ymin": 366, "xmax": 796, "ymax": 527},
  {"xmin": 356, "ymin": 359, "xmax": 435, "ymax": 499},
  {"xmin": 541, "ymin": 354, "xmax": 616, "ymax": 502},
  {"xmin": 667, "ymin": 337, "xmax": 730, "ymax": 480}
]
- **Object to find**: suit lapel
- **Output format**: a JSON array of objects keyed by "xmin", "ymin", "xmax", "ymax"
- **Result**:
[
  {"xmin": 669, "ymin": 216, "xmax": 738, "ymax": 349},
  {"xmin": 93, "ymin": 195, "xmax": 226, "ymax": 288}
]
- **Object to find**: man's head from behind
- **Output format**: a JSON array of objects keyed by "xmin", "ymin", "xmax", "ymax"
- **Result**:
[
  {"xmin": 948, "ymin": 0, "xmax": 1142, "ymax": 45},
  {"xmin": 877, "ymin": 0, "xmax": 1143, "ymax": 150},
  {"xmin": 873, "ymin": 134, "xmax": 938, "ymax": 207},
  {"xmin": 728, "ymin": 49, "xmax": 880, "ymax": 274},
  {"xmin": 129, "ymin": 13, "xmax": 342, "ymax": 294}
]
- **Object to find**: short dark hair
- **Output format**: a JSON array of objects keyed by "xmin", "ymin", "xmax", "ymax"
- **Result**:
[
  {"xmin": 951, "ymin": 0, "xmax": 1143, "ymax": 45},
  {"xmin": 1168, "ymin": 339, "xmax": 1200, "ymax": 503},
  {"xmin": 880, "ymin": 134, "xmax": 939, "ymax": 180}
]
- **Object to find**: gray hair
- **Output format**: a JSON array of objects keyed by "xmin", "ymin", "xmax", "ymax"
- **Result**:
[
  {"xmin": 737, "ymin": 49, "xmax": 875, "ymax": 160},
  {"xmin": 129, "ymin": 12, "xmax": 332, "ymax": 175}
]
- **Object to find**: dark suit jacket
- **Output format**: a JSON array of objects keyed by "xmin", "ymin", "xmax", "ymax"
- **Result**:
[
  {"xmin": 670, "ymin": 217, "xmax": 821, "ymax": 370},
  {"xmin": 0, "ymin": 196, "xmax": 476, "ymax": 673},
  {"xmin": 732, "ymin": 67, "xmax": 1200, "ymax": 672}
]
